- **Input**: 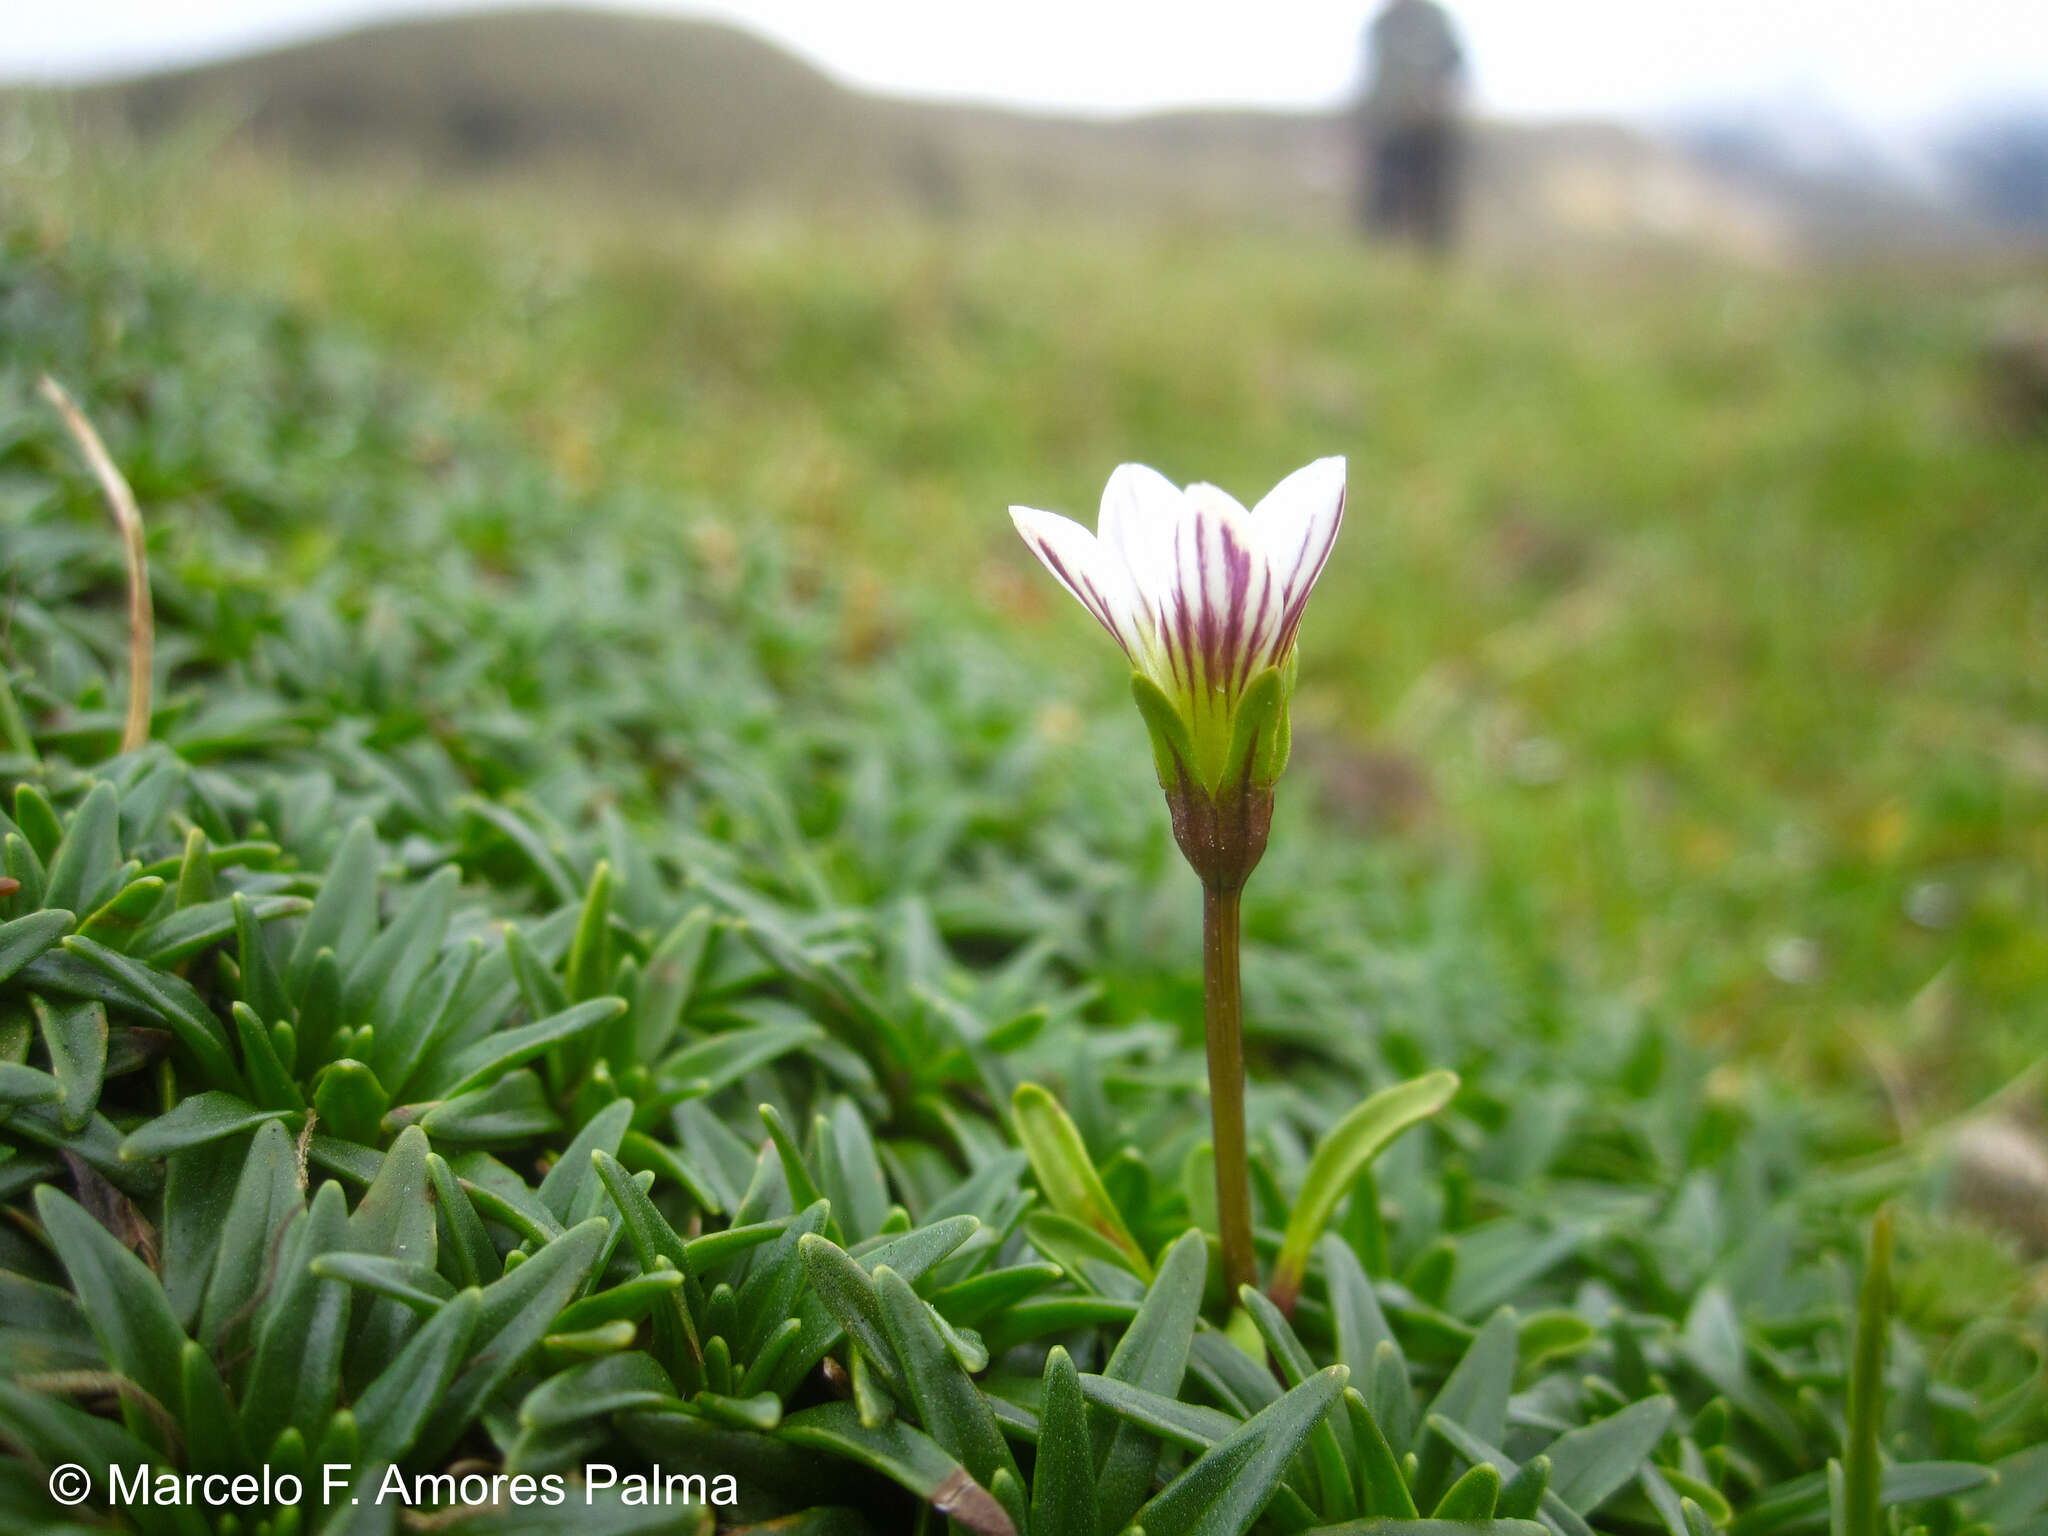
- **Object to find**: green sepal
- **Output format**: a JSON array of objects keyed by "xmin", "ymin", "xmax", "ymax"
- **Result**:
[
  {"xmin": 1222, "ymin": 663, "xmax": 1290, "ymax": 795},
  {"xmin": 1131, "ymin": 670, "xmax": 1198, "ymax": 792},
  {"xmin": 1273, "ymin": 644, "xmax": 1299, "ymax": 778}
]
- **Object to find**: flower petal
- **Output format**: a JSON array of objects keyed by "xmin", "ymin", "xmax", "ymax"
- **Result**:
[
  {"xmin": 1010, "ymin": 505, "xmax": 1140, "ymax": 657},
  {"xmin": 1095, "ymin": 463, "xmax": 1183, "ymax": 638},
  {"xmin": 1170, "ymin": 483, "xmax": 1279, "ymax": 696},
  {"xmin": 1252, "ymin": 456, "xmax": 1345, "ymax": 654}
]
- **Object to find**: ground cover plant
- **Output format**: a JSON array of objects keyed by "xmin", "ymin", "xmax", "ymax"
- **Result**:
[
  {"xmin": 21, "ymin": 130, "xmax": 2048, "ymax": 1110},
  {"xmin": 0, "ymin": 204, "xmax": 2043, "ymax": 1536}
]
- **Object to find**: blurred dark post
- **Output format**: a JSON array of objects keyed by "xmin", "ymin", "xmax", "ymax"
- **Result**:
[{"xmin": 1355, "ymin": 0, "xmax": 1466, "ymax": 252}]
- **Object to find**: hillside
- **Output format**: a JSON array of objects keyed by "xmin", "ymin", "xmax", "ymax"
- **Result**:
[{"xmin": 18, "ymin": 4, "xmax": 1983, "ymax": 261}]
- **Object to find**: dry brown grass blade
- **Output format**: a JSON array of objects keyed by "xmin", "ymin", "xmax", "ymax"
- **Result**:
[{"xmin": 37, "ymin": 375, "xmax": 154, "ymax": 754}]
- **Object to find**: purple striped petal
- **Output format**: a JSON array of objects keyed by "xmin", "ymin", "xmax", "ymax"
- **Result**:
[
  {"xmin": 1252, "ymin": 456, "xmax": 1345, "ymax": 655},
  {"xmin": 1170, "ymin": 483, "xmax": 1280, "ymax": 696},
  {"xmin": 1010, "ymin": 505, "xmax": 1142, "ymax": 658}
]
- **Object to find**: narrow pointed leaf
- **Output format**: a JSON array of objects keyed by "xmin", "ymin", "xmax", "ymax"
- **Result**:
[
  {"xmin": 1134, "ymin": 1366, "xmax": 1349, "ymax": 1536},
  {"xmin": 1012, "ymin": 1081, "xmax": 1149, "ymax": 1278},
  {"xmin": 1544, "ymin": 1397, "xmax": 1676, "ymax": 1515},
  {"xmin": 31, "ymin": 994, "xmax": 105, "ymax": 1131},
  {"xmin": 355, "ymin": 1289, "xmax": 481, "ymax": 1462},
  {"xmin": 62, "ymin": 934, "xmax": 240, "ymax": 1090},
  {"xmin": 779, "ymin": 1402, "xmax": 1017, "ymax": 1536},
  {"xmin": 118, "ymin": 1090, "xmax": 289, "ymax": 1161},
  {"xmin": 435, "ymin": 996, "xmax": 626, "ymax": 1097},
  {"xmin": 876, "ymin": 1264, "xmax": 1020, "ymax": 1493},
  {"xmin": 1270, "ymin": 1071, "xmax": 1457, "ymax": 1311},
  {"xmin": 1034, "ymin": 1346, "xmax": 1102, "ymax": 1536},
  {"xmin": 0, "ymin": 909, "xmax": 74, "ymax": 985},
  {"xmin": 1094, "ymin": 1228, "xmax": 1211, "ymax": 1532},
  {"xmin": 1347, "ymin": 1389, "xmax": 1419, "ymax": 1518},
  {"xmin": 416, "ymin": 1216, "xmax": 608, "ymax": 1463},
  {"xmin": 33, "ymin": 1185, "xmax": 187, "ymax": 1437}
]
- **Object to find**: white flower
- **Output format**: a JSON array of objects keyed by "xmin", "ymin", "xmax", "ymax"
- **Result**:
[{"xmin": 1011, "ymin": 458, "xmax": 1345, "ymax": 798}]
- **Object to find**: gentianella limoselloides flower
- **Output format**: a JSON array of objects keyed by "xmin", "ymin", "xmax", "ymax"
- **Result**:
[
  {"xmin": 1012, "ymin": 457, "xmax": 1343, "ymax": 1298},
  {"xmin": 1011, "ymin": 457, "xmax": 1344, "ymax": 891}
]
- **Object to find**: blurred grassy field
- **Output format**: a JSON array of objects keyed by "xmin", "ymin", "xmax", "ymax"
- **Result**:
[{"xmin": 12, "ymin": 134, "xmax": 2047, "ymax": 1111}]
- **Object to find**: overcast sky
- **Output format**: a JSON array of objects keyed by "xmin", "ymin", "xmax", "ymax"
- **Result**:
[{"xmin": 4, "ymin": 0, "xmax": 2044, "ymax": 129}]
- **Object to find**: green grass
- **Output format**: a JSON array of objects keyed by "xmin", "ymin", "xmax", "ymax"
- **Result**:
[{"xmin": 19, "ymin": 134, "xmax": 2045, "ymax": 1110}]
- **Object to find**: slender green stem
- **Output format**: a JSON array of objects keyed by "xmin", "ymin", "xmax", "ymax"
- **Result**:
[{"xmin": 1203, "ymin": 880, "xmax": 1257, "ymax": 1297}]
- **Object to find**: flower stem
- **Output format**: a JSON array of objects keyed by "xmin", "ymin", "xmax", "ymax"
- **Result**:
[{"xmin": 1203, "ymin": 880, "xmax": 1257, "ymax": 1297}]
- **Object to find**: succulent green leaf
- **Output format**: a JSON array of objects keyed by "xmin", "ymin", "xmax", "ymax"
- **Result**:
[
  {"xmin": 1132, "ymin": 1365, "xmax": 1348, "ymax": 1536},
  {"xmin": 662, "ymin": 1017, "xmax": 825, "ymax": 1095},
  {"xmin": 288, "ymin": 817, "xmax": 379, "ymax": 992},
  {"xmin": 33, "ymin": 1184, "xmax": 188, "ymax": 1447},
  {"xmin": 1243, "ymin": 1284, "xmax": 1358, "ymax": 1519},
  {"xmin": 1422, "ymin": 1415, "xmax": 1599, "ymax": 1536},
  {"xmin": 30, "ymin": 994, "xmax": 105, "ymax": 1131},
  {"xmin": 779, "ymin": 1402, "xmax": 1017, "ymax": 1536},
  {"xmin": 875, "ymin": 1263, "xmax": 1019, "ymax": 1494},
  {"xmin": 132, "ymin": 892, "xmax": 309, "ymax": 967},
  {"xmin": 313, "ymin": 1058, "xmax": 390, "ymax": 1145},
  {"xmin": 310, "ymin": 1252, "xmax": 455, "ymax": 1314},
  {"xmin": 632, "ymin": 906, "xmax": 713, "ymax": 1061},
  {"xmin": 197, "ymin": 1118, "xmax": 303, "ymax": 1353},
  {"xmin": 346, "ymin": 1286, "xmax": 479, "ymax": 1462},
  {"xmin": 1729, "ymin": 1464, "xmax": 1993, "ymax": 1536},
  {"xmin": 773, "ymin": 1214, "xmax": 979, "ymax": 1397},
  {"xmin": 1078, "ymin": 1372, "xmax": 1245, "ymax": 1452},
  {"xmin": 1435, "ymin": 1463, "xmax": 1504, "ymax": 1519},
  {"xmin": 1033, "ymin": 1346, "xmax": 1102, "ymax": 1536},
  {"xmin": 229, "ymin": 1000, "xmax": 304, "ymax": 1111},
  {"xmin": 41, "ymin": 782, "xmax": 121, "ymax": 917},
  {"xmin": 62, "ymin": 934, "xmax": 241, "ymax": 1091},
  {"xmin": 1415, "ymin": 1307, "xmax": 1518, "ymax": 1504},
  {"xmin": 239, "ymin": 1178, "xmax": 352, "ymax": 1445},
  {"xmin": 538, "ymin": 1097, "xmax": 635, "ymax": 1221},
  {"xmin": 520, "ymin": 1347, "xmax": 677, "ymax": 1433},
  {"xmin": 0, "ymin": 909, "xmax": 74, "ymax": 985},
  {"xmin": 1499, "ymin": 1457, "xmax": 1552, "ymax": 1521},
  {"xmin": 1012, "ymin": 1082, "xmax": 1149, "ymax": 1280},
  {"xmin": 818, "ymin": 1096, "xmax": 890, "ymax": 1243},
  {"xmin": 1270, "ymin": 1071, "xmax": 1458, "ymax": 1311},
  {"xmin": 426, "ymin": 1149, "xmax": 501, "ymax": 1288},
  {"xmin": 800, "ymin": 1232, "xmax": 908, "ymax": 1396},
  {"xmin": 118, "ymin": 1090, "xmax": 290, "ymax": 1161},
  {"xmin": 1844, "ymin": 1211, "xmax": 1891, "ymax": 1536},
  {"xmin": 178, "ymin": 1338, "xmax": 246, "ymax": 1475},
  {"xmin": 368, "ymin": 936, "xmax": 480, "ymax": 1102},
  {"xmin": 434, "ymin": 995, "xmax": 625, "ymax": 1098},
  {"xmin": 415, "ymin": 1215, "xmax": 608, "ymax": 1463},
  {"xmin": 564, "ymin": 857, "xmax": 614, "ymax": 1003},
  {"xmin": 1091, "ymin": 1227, "xmax": 1210, "ymax": 1533},
  {"xmin": 416, "ymin": 1068, "xmax": 562, "ymax": 1143},
  {"xmin": 1543, "ymin": 1397, "xmax": 1676, "ymax": 1515},
  {"xmin": 733, "ymin": 1199, "xmax": 832, "ymax": 1361},
  {"xmin": 1347, "ymin": 1389, "xmax": 1419, "ymax": 1518}
]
